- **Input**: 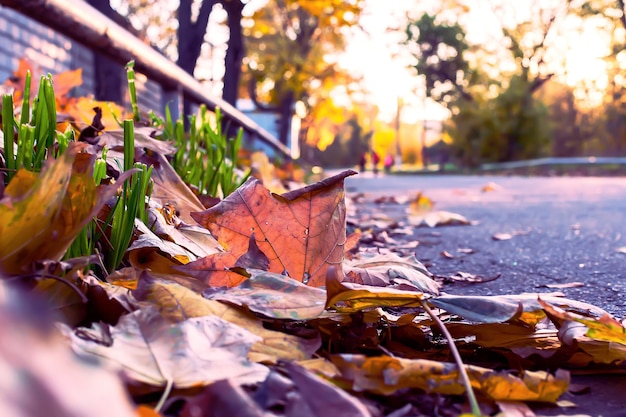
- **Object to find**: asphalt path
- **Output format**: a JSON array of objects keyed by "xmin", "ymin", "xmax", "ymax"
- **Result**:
[{"xmin": 344, "ymin": 173, "xmax": 626, "ymax": 319}]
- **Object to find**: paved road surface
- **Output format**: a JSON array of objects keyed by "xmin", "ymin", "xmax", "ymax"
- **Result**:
[{"xmin": 344, "ymin": 173, "xmax": 626, "ymax": 319}]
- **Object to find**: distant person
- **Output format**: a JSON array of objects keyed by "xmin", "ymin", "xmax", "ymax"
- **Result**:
[
  {"xmin": 371, "ymin": 151, "xmax": 380, "ymax": 174},
  {"xmin": 359, "ymin": 152, "xmax": 367, "ymax": 172},
  {"xmin": 384, "ymin": 154, "xmax": 393, "ymax": 174}
]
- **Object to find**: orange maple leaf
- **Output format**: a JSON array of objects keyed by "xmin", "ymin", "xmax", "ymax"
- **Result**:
[{"xmin": 180, "ymin": 170, "xmax": 356, "ymax": 287}]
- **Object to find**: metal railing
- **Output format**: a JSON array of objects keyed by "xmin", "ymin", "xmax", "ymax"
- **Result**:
[{"xmin": 0, "ymin": 0, "xmax": 291, "ymax": 157}]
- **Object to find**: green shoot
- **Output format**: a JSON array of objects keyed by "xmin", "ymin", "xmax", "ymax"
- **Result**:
[
  {"xmin": 2, "ymin": 94, "xmax": 16, "ymax": 182},
  {"xmin": 19, "ymin": 70, "xmax": 31, "ymax": 126},
  {"xmin": 158, "ymin": 104, "xmax": 249, "ymax": 198},
  {"xmin": 105, "ymin": 120, "xmax": 152, "ymax": 271},
  {"xmin": 126, "ymin": 61, "xmax": 140, "ymax": 122}
]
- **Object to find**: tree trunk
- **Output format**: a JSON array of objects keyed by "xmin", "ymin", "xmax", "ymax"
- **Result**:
[
  {"xmin": 177, "ymin": 0, "xmax": 217, "ymax": 121},
  {"xmin": 222, "ymin": 0, "xmax": 244, "ymax": 107},
  {"xmin": 277, "ymin": 91, "xmax": 294, "ymax": 146}
]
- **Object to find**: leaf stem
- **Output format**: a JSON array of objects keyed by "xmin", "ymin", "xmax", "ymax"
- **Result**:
[
  {"xmin": 154, "ymin": 379, "xmax": 174, "ymax": 413},
  {"xmin": 420, "ymin": 300, "xmax": 482, "ymax": 416}
]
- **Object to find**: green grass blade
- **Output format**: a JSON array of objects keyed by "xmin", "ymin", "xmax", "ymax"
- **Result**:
[{"xmin": 2, "ymin": 94, "xmax": 16, "ymax": 181}]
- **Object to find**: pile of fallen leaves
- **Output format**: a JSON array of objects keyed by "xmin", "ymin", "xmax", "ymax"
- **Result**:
[{"xmin": 1, "ymin": 63, "xmax": 626, "ymax": 417}]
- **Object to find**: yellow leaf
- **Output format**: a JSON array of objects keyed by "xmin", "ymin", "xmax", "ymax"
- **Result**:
[
  {"xmin": 0, "ymin": 143, "xmax": 129, "ymax": 275},
  {"xmin": 326, "ymin": 266, "xmax": 426, "ymax": 312},
  {"xmin": 330, "ymin": 354, "xmax": 569, "ymax": 402}
]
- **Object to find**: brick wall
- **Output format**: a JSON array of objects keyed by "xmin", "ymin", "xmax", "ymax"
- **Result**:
[
  {"xmin": 0, "ymin": 6, "xmax": 95, "ymax": 97},
  {"xmin": 0, "ymin": 5, "xmax": 162, "ymax": 114}
]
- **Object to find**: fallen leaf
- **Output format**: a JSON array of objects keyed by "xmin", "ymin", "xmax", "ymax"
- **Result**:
[
  {"xmin": 457, "ymin": 248, "xmax": 475, "ymax": 254},
  {"xmin": 540, "ymin": 282, "xmax": 585, "ymax": 289},
  {"xmin": 133, "ymin": 273, "xmax": 320, "ymax": 363},
  {"xmin": 329, "ymin": 354, "xmax": 569, "ymax": 402},
  {"xmin": 204, "ymin": 269, "xmax": 327, "ymax": 320},
  {"xmin": 280, "ymin": 361, "xmax": 372, "ymax": 417},
  {"xmin": 408, "ymin": 210, "xmax": 472, "ymax": 228},
  {"xmin": 481, "ymin": 182, "xmax": 502, "ymax": 192},
  {"xmin": 343, "ymin": 253, "xmax": 440, "ymax": 295},
  {"xmin": 141, "ymin": 204, "xmax": 222, "ymax": 258},
  {"xmin": 430, "ymin": 294, "xmax": 523, "ymax": 323},
  {"xmin": 493, "ymin": 229, "xmax": 531, "ymax": 241},
  {"xmin": 540, "ymin": 299, "xmax": 626, "ymax": 345},
  {"xmin": 250, "ymin": 151, "xmax": 287, "ymax": 194},
  {"xmin": 179, "ymin": 235, "xmax": 270, "ymax": 288},
  {"xmin": 407, "ymin": 192, "xmax": 434, "ymax": 213},
  {"xmin": 134, "ymin": 149, "xmax": 207, "ymax": 224},
  {"xmin": 326, "ymin": 266, "xmax": 427, "ymax": 312},
  {"xmin": 442, "ymin": 271, "xmax": 501, "ymax": 283},
  {"xmin": 0, "ymin": 144, "xmax": 133, "ymax": 275},
  {"xmin": 0, "ymin": 285, "xmax": 137, "ymax": 417},
  {"xmin": 50, "ymin": 67, "xmax": 83, "ymax": 100},
  {"xmin": 180, "ymin": 379, "xmax": 265, "ymax": 417},
  {"xmin": 187, "ymin": 170, "xmax": 357, "ymax": 287},
  {"xmin": 64, "ymin": 96, "xmax": 125, "ymax": 132},
  {"xmin": 62, "ymin": 307, "xmax": 269, "ymax": 388}
]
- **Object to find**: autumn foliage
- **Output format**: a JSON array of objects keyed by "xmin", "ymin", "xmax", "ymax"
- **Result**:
[{"xmin": 0, "ymin": 61, "xmax": 625, "ymax": 417}]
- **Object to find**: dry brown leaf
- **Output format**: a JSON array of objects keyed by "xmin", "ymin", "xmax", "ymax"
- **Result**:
[
  {"xmin": 541, "ymin": 282, "xmax": 585, "ymax": 289},
  {"xmin": 493, "ymin": 233, "xmax": 514, "ymax": 241},
  {"xmin": 204, "ymin": 269, "xmax": 327, "ymax": 320},
  {"xmin": 0, "ymin": 285, "xmax": 137, "ymax": 417},
  {"xmin": 330, "ymin": 354, "xmax": 569, "ymax": 402},
  {"xmin": 343, "ymin": 253, "xmax": 439, "ymax": 295},
  {"xmin": 134, "ymin": 149, "xmax": 208, "ymax": 224},
  {"xmin": 133, "ymin": 273, "xmax": 320, "ymax": 363},
  {"xmin": 481, "ymin": 182, "xmax": 502, "ymax": 192},
  {"xmin": 0, "ymin": 144, "xmax": 132, "ymax": 275},
  {"xmin": 183, "ymin": 170, "xmax": 356, "ymax": 287},
  {"xmin": 61, "ymin": 307, "xmax": 269, "ymax": 388},
  {"xmin": 408, "ymin": 210, "xmax": 472, "ymax": 228}
]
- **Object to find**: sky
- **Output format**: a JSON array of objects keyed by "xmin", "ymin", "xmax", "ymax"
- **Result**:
[
  {"xmin": 338, "ymin": 0, "xmax": 615, "ymax": 122},
  {"xmin": 111, "ymin": 0, "xmax": 616, "ymax": 123}
]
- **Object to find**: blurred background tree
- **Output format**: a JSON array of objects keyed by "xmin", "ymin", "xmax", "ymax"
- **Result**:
[
  {"xmin": 402, "ymin": 1, "xmax": 562, "ymax": 166},
  {"xmin": 242, "ymin": 0, "xmax": 364, "ymax": 146},
  {"xmin": 105, "ymin": 0, "xmax": 626, "ymax": 168}
]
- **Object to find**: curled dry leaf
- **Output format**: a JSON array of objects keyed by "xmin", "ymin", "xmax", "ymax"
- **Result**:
[
  {"xmin": 184, "ymin": 170, "xmax": 357, "ymax": 287},
  {"xmin": 493, "ymin": 233, "xmax": 513, "ymax": 241},
  {"xmin": 133, "ymin": 273, "xmax": 320, "ymax": 363},
  {"xmin": 540, "ymin": 282, "xmax": 585, "ymax": 289},
  {"xmin": 0, "ymin": 143, "xmax": 133, "ymax": 275},
  {"xmin": 408, "ymin": 210, "xmax": 473, "ymax": 228},
  {"xmin": 430, "ymin": 295, "xmax": 524, "ymax": 323},
  {"xmin": 538, "ymin": 298, "xmax": 626, "ymax": 363},
  {"xmin": 325, "ymin": 266, "xmax": 427, "ymax": 312},
  {"xmin": 481, "ymin": 182, "xmax": 502, "ymax": 192},
  {"xmin": 135, "ymin": 149, "xmax": 208, "ymax": 224},
  {"xmin": 343, "ymin": 253, "xmax": 440, "ymax": 296},
  {"xmin": 61, "ymin": 307, "xmax": 269, "ymax": 388},
  {"xmin": 146, "ymin": 203, "xmax": 222, "ymax": 258},
  {"xmin": 330, "ymin": 354, "xmax": 569, "ymax": 402},
  {"xmin": 97, "ymin": 128, "xmax": 177, "ymax": 156}
]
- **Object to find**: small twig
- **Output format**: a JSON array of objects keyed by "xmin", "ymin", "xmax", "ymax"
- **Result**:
[
  {"xmin": 420, "ymin": 300, "xmax": 482, "ymax": 416},
  {"xmin": 6, "ymin": 273, "xmax": 88, "ymax": 304}
]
